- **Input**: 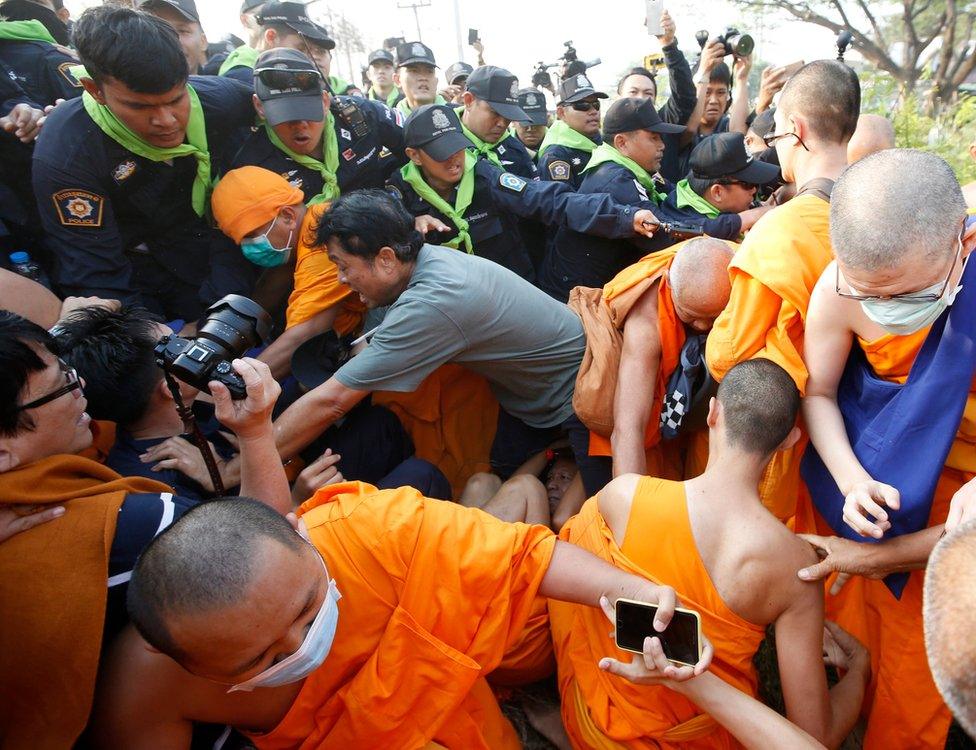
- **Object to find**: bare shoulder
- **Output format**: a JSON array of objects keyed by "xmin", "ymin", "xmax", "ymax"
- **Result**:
[
  {"xmin": 597, "ymin": 474, "xmax": 642, "ymax": 542},
  {"xmin": 758, "ymin": 520, "xmax": 822, "ymax": 607}
]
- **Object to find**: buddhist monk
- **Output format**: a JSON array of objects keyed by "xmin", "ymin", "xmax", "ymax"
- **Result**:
[
  {"xmin": 924, "ymin": 520, "xmax": 976, "ymax": 741},
  {"xmin": 706, "ymin": 60, "xmax": 859, "ymax": 521},
  {"xmin": 846, "ymin": 114, "xmax": 895, "ymax": 164},
  {"xmin": 799, "ymin": 149, "xmax": 976, "ymax": 748},
  {"xmin": 590, "ymin": 237, "xmax": 734, "ymax": 479},
  {"xmin": 550, "ymin": 359, "xmax": 869, "ymax": 749},
  {"xmin": 90, "ymin": 484, "xmax": 709, "ymax": 748}
]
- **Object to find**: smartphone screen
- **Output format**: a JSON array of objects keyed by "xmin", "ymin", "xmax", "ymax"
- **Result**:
[
  {"xmin": 468, "ymin": 28, "xmax": 479, "ymax": 45},
  {"xmin": 615, "ymin": 599, "xmax": 701, "ymax": 666},
  {"xmin": 645, "ymin": 0, "xmax": 664, "ymax": 35}
]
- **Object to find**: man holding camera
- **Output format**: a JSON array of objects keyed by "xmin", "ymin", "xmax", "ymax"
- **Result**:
[{"xmin": 537, "ymin": 74, "xmax": 607, "ymax": 189}]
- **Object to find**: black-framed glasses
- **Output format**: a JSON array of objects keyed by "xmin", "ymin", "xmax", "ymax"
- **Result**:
[
  {"xmin": 255, "ymin": 67, "xmax": 322, "ymax": 92},
  {"xmin": 836, "ymin": 229, "xmax": 965, "ymax": 303},
  {"xmin": 16, "ymin": 358, "xmax": 81, "ymax": 412},
  {"xmin": 762, "ymin": 130, "xmax": 809, "ymax": 151},
  {"xmin": 717, "ymin": 179, "xmax": 752, "ymax": 188},
  {"xmin": 570, "ymin": 100, "xmax": 601, "ymax": 112}
]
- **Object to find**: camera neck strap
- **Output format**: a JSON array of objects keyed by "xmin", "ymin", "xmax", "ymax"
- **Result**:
[{"xmin": 162, "ymin": 371, "xmax": 226, "ymax": 496}]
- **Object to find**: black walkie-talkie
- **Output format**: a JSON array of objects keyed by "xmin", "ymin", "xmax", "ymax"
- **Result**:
[{"xmin": 333, "ymin": 99, "xmax": 370, "ymax": 139}]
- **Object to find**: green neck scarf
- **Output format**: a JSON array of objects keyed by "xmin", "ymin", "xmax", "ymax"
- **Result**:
[
  {"xmin": 537, "ymin": 119, "xmax": 597, "ymax": 159},
  {"xmin": 456, "ymin": 106, "xmax": 510, "ymax": 168},
  {"xmin": 218, "ymin": 45, "xmax": 259, "ymax": 76},
  {"xmin": 328, "ymin": 75, "xmax": 349, "ymax": 95},
  {"xmin": 395, "ymin": 94, "xmax": 446, "ymax": 117},
  {"xmin": 264, "ymin": 110, "xmax": 339, "ymax": 205},
  {"xmin": 82, "ymin": 85, "xmax": 211, "ymax": 216},
  {"xmin": 674, "ymin": 179, "xmax": 720, "ymax": 218},
  {"xmin": 369, "ymin": 85, "xmax": 400, "ymax": 108},
  {"xmin": 400, "ymin": 151, "xmax": 477, "ymax": 253},
  {"xmin": 583, "ymin": 143, "xmax": 666, "ymax": 204},
  {"xmin": 0, "ymin": 19, "xmax": 56, "ymax": 44}
]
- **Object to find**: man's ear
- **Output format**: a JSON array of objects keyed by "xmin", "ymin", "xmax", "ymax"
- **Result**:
[
  {"xmin": 252, "ymin": 94, "xmax": 266, "ymax": 119},
  {"xmin": 791, "ymin": 113, "xmax": 808, "ymax": 144},
  {"xmin": 777, "ymin": 425, "xmax": 801, "ymax": 453},
  {"xmin": 962, "ymin": 219, "xmax": 976, "ymax": 259},
  {"xmin": 706, "ymin": 184, "xmax": 725, "ymax": 207},
  {"xmin": 393, "ymin": 69, "xmax": 402, "ymax": 87},
  {"xmin": 375, "ymin": 246, "xmax": 399, "ymax": 270},
  {"xmin": 322, "ymin": 91, "xmax": 332, "ymax": 111},
  {"xmin": 461, "ymin": 90, "xmax": 475, "ymax": 108},
  {"xmin": 80, "ymin": 77, "xmax": 105, "ymax": 104},
  {"xmin": 405, "ymin": 146, "xmax": 422, "ymax": 166},
  {"xmin": 157, "ymin": 377, "xmax": 176, "ymax": 403},
  {"xmin": 555, "ymin": 104, "xmax": 566, "ymax": 121},
  {"xmin": 612, "ymin": 132, "xmax": 627, "ymax": 150},
  {"xmin": 705, "ymin": 396, "xmax": 720, "ymax": 429}
]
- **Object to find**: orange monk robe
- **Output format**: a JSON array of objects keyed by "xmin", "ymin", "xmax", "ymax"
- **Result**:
[
  {"xmin": 251, "ymin": 481, "xmax": 557, "ymax": 750},
  {"xmin": 550, "ymin": 478, "xmax": 765, "ymax": 749},
  {"xmin": 0, "ymin": 454, "xmax": 171, "ymax": 750},
  {"xmin": 804, "ymin": 329, "xmax": 976, "ymax": 750},
  {"xmin": 706, "ymin": 195, "xmax": 833, "ymax": 520}
]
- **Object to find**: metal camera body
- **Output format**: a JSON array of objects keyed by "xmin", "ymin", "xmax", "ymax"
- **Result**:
[
  {"xmin": 697, "ymin": 27, "xmax": 754, "ymax": 58},
  {"xmin": 153, "ymin": 295, "xmax": 272, "ymax": 400},
  {"xmin": 558, "ymin": 41, "xmax": 601, "ymax": 81}
]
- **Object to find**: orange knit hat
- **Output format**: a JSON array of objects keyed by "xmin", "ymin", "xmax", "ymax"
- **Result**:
[{"xmin": 211, "ymin": 166, "xmax": 305, "ymax": 243}]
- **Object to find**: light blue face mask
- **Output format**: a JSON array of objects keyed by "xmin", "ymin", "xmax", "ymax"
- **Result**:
[
  {"xmin": 858, "ymin": 245, "xmax": 967, "ymax": 337},
  {"xmin": 228, "ymin": 560, "xmax": 341, "ymax": 693},
  {"xmin": 241, "ymin": 213, "xmax": 293, "ymax": 268}
]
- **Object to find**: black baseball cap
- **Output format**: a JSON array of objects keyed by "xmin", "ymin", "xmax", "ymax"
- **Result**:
[
  {"xmin": 257, "ymin": 1, "xmax": 335, "ymax": 49},
  {"xmin": 254, "ymin": 49, "xmax": 325, "ymax": 126},
  {"xmin": 557, "ymin": 73, "xmax": 608, "ymax": 104},
  {"xmin": 517, "ymin": 88, "xmax": 548, "ymax": 126},
  {"xmin": 689, "ymin": 132, "xmax": 780, "ymax": 184},
  {"xmin": 602, "ymin": 97, "xmax": 685, "ymax": 137},
  {"xmin": 403, "ymin": 104, "xmax": 473, "ymax": 160},
  {"xmin": 445, "ymin": 61, "xmax": 473, "ymax": 85},
  {"xmin": 240, "ymin": 0, "xmax": 264, "ymax": 12},
  {"xmin": 396, "ymin": 41, "xmax": 436, "ymax": 68},
  {"xmin": 465, "ymin": 65, "xmax": 528, "ymax": 122},
  {"xmin": 368, "ymin": 48, "xmax": 395, "ymax": 66},
  {"xmin": 139, "ymin": 0, "xmax": 200, "ymax": 23}
]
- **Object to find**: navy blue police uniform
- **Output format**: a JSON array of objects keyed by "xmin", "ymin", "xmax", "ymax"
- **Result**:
[
  {"xmin": 31, "ymin": 75, "xmax": 258, "ymax": 320},
  {"xmin": 0, "ymin": 37, "xmax": 83, "ymax": 105}
]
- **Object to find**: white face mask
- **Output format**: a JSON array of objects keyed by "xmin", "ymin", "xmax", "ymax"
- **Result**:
[{"xmin": 228, "ymin": 561, "xmax": 341, "ymax": 693}]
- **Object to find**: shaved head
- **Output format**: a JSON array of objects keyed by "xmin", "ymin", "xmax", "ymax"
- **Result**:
[
  {"xmin": 848, "ymin": 114, "xmax": 895, "ymax": 163},
  {"xmin": 717, "ymin": 358, "xmax": 799, "ymax": 456},
  {"xmin": 924, "ymin": 520, "xmax": 976, "ymax": 739},
  {"xmin": 778, "ymin": 60, "xmax": 860, "ymax": 145},
  {"xmin": 831, "ymin": 149, "xmax": 966, "ymax": 272},
  {"xmin": 669, "ymin": 238, "xmax": 734, "ymax": 329}
]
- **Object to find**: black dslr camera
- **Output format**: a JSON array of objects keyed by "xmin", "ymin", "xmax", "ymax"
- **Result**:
[
  {"xmin": 696, "ymin": 27, "xmax": 755, "ymax": 58},
  {"xmin": 558, "ymin": 41, "xmax": 601, "ymax": 80},
  {"xmin": 154, "ymin": 295, "xmax": 271, "ymax": 400}
]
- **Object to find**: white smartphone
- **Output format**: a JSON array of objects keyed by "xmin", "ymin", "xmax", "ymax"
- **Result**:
[{"xmin": 645, "ymin": 0, "xmax": 664, "ymax": 36}]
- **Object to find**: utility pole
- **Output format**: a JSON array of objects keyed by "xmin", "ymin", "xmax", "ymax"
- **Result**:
[
  {"xmin": 451, "ymin": 0, "xmax": 463, "ymax": 61},
  {"xmin": 396, "ymin": 0, "xmax": 430, "ymax": 41}
]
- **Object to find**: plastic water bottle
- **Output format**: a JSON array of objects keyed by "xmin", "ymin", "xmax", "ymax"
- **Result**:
[{"xmin": 8, "ymin": 251, "xmax": 51, "ymax": 289}]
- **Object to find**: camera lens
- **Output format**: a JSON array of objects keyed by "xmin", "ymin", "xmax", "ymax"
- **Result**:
[
  {"xmin": 196, "ymin": 295, "xmax": 272, "ymax": 361},
  {"xmin": 733, "ymin": 34, "xmax": 754, "ymax": 57}
]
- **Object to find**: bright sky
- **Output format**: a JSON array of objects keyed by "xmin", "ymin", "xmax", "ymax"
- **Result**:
[{"xmin": 69, "ymin": 0, "xmax": 848, "ymax": 93}]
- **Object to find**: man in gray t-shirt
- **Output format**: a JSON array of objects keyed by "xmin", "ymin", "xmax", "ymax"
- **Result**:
[{"xmin": 270, "ymin": 189, "xmax": 615, "ymax": 494}]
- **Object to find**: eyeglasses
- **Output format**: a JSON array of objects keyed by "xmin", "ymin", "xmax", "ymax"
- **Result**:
[
  {"xmin": 762, "ymin": 130, "xmax": 809, "ymax": 151},
  {"xmin": 255, "ymin": 67, "xmax": 322, "ymax": 92},
  {"xmin": 569, "ymin": 100, "xmax": 601, "ymax": 112},
  {"xmin": 717, "ymin": 179, "xmax": 751, "ymax": 188},
  {"xmin": 836, "ymin": 229, "xmax": 965, "ymax": 303},
  {"xmin": 16, "ymin": 358, "xmax": 82, "ymax": 412}
]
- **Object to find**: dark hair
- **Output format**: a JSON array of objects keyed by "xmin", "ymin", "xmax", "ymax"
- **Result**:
[
  {"xmin": 316, "ymin": 189, "xmax": 424, "ymax": 262},
  {"xmin": 73, "ymin": 5, "xmax": 189, "ymax": 93},
  {"xmin": 0, "ymin": 312, "xmax": 56, "ymax": 437},
  {"xmin": 127, "ymin": 497, "xmax": 308, "ymax": 660},
  {"xmin": 710, "ymin": 62, "xmax": 732, "ymax": 88},
  {"xmin": 778, "ymin": 60, "xmax": 861, "ymax": 144},
  {"xmin": 56, "ymin": 305, "xmax": 163, "ymax": 426},
  {"xmin": 717, "ymin": 358, "xmax": 799, "ymax": 456},
  {"xmin": 616, "ymin": 67, "xmax": 656, "ymax": 96},
  {"xmin": 686, "ymin": 174, "xmax": 721, "ymax": 197}
]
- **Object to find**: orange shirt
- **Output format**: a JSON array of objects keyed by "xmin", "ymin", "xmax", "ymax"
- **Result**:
[
  {"xmin": 252, "ymin": 481, "xmax": 556, "ymax": 749},
  {"xmin": 550, "ymin": 478, "xmax": 764, "ymax": 749}
]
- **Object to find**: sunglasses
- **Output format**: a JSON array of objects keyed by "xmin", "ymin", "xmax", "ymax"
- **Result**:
[
  {"xmin": 16, "ymin": 358, "xmax": 82, "ymax": 412},
  {"xmin": 255, "ymin": 67, "xmax": 322, "ymax": 92},
  {"xmin": 762, "ymin": 130, "xmax": 809, "ymax": 151},
  {"xmin": 569, "ymin": 100, "xmax": 601, "ymax": 112}
]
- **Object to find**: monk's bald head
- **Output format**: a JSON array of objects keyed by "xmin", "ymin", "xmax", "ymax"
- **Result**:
[
  {"xmin": 848, "ymin": 114, "xmax": 895, "ymax": 163},
  {"xmin": 778, "ymin": 60, "xmax": 860, "ymax": 145},
  {"xmin": 832, "ymin": 149, "xmax": 966, "ymax": 272},
  {"xmin": 127, "ymin": 498, "xmax": 309, "ymax": 660},
  {"xmin": 716, "ymin": 359, "xmax": 799, "ymax": 457},
  {"xmin": 669, "ymin": 238, "xmax": 734, "ymax": 332},
  {"xmin": 924, "ymin": 520, "xmax": 976, "ymax": 739}
]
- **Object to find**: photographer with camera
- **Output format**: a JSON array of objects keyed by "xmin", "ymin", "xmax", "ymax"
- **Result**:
[{"xmin": 0, "ymin": 306, "xmax": 289, "ymax": 747}]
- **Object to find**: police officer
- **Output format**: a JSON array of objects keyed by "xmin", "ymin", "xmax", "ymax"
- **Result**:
[
  {"xmin": 442, "ymin": 60, "xmax": 472, "ymax": 103},
  {"xmin": 657, "ymin": 131, "xmax": 776, "ymax": 240},
  {"xmin": 385, "ymin": 104, "xmax": 661, "ymax": 283},
  {"xmin": 230, "ymin": 49, "xmax": 405, "ymax": 204},
  {"xmin": 138, "ymin": 0, "xmax": 209, "ymax": 75},
  {"xmin": 392, "ymin": 41, "xmax": 445, "ymax": 117},
  {"xmin": 511, "ymin": 88, "xmax": 549, "ymax": 159},
  {"xmin": 0, "ymin": 0, "xmax": 70, "ymax": 46},
  {"xmin": 457, "ymin": 65, "xmax": 537, "ymax": 180},
  {"xmin": 0, "ymin": 15, "xmax": 82, "ymax": 106},
  {"xmin": 540, "ymin": 97, "xmax": 684, "ymax": 301},
  {"xmin": 32, "ymin": 5, "xmax": 257, "ymax": 320},
  {"xmin": 537, "ymin": 74, "xmax": 607, "ymax": 188},
  {"xmin": 213, "ymin": 0, "xmax": 265, "ymax": 77},
  {"xmin": 365, "ymin": 48, "xmax": 400, "ymax": 107}
]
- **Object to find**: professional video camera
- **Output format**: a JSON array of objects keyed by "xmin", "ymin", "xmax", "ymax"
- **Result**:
[
  {"xmin": 531, "ymin": 61, "xmax": 556, "ymax": 89},
  {"xmin": 557, "ymin": 41, "xmax": 601, "ymax": 81},
  {"xmin": 695, "ymin": 27, "xmax": 755, "ymax": 58},
  {"xmin": 154, "ymin": 295, "xmax": 271, "ymax": 400}
]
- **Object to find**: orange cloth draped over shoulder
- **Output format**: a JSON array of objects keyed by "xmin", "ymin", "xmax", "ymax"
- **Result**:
[
  {"xmin": 706, "ymin": 195, "xmax": 833, "ymax": 520},
  {"xmin": 803, "ymin": 329, "xmax": 976, "ymax": 750},
  {"xmin": 0, "ymin": 453, "xmax": 171, "ymax": 749},
  {"xmin": 250, "ymin": 481, "xmax": 557, "ymax": 749},
  {"xmin": 550, "ymin": 477, "xmax": 765, "ymax": 749}
]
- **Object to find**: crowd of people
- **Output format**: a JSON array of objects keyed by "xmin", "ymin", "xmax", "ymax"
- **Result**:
[{"xmin": 1, "ymin": 0, "xmax": 976, "ymax": 748}]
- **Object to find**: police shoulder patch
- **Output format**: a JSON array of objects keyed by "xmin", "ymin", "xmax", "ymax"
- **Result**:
[
  {"xmin": 111, "ymin": 160, "xmax": 137, "ymax": 183},
  {"xmin": 548, "ymin": 160, "xmax": 571, "ymax": 181},
  {"xmin": 57, "ymin": 61, "xmax": 83, "ymax": 88},
  {"xmin": 499, "ymin": 172, "xmax": 527, "ymax": 193},
  {"xmin": 52, "ymin": 189, "xmax": 104, "ymax": 227}
]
